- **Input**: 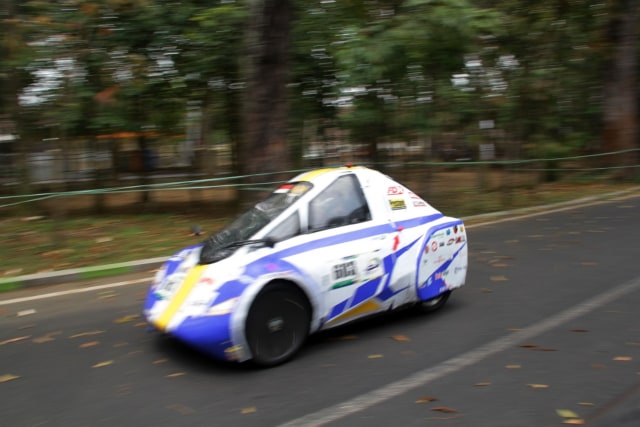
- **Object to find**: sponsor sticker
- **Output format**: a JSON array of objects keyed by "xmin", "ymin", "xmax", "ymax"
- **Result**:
[
  {"xmin": 331, "ymin": 259, "xmax": 358, "ymax": 289},
  {"xmin": 389, "ymin": 198, "xmax": 407, "ymax": 210},
  {"xmin": 387, "ymin": 186, "xmax": 405, "ymax": 195}
]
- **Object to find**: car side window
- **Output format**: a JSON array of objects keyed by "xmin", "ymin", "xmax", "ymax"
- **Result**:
[
  {"xmin": 265, "ymin": 212, "xmax": 301, "ymax": 242},
  {"xmin": 308, "ymin": 174, "xmax": 371, "ymax": 232}
]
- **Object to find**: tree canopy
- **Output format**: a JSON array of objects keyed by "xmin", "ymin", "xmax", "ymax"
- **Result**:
[{"xmin": 1, "ymin": 0, "xmax": 637, "ymax": 187}]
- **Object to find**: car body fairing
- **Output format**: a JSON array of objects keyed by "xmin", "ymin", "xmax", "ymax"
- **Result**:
[{"xmin": 143, "ymin": 166, "xmax": 468, "ymax": 363}]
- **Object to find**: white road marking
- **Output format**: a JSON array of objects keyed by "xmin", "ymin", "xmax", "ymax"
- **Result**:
[
  {"xmin": 279, "ymin": 274, "xmax": 640, "ymax": 427},
  {"xmin": 0, "ymin": 278, "xmax": 150, "ymax": 306}
]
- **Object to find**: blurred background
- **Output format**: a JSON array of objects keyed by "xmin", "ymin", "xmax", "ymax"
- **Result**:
[{"xmin": 1, "ymin": 0, "xmax": 638, "ymax": 217}]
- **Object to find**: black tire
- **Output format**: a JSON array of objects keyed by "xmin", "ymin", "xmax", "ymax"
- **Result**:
[
  {"xmin": 245, "ymin": 282, "xmax": 310, "ymax": 367},
  {"xmin": 417, "ymin": 290, "xmax": 451, "ymax": 313}
]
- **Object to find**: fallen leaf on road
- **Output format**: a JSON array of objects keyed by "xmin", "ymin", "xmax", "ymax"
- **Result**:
[
  {"xmin": 368, "ymin": 354, "xmax": 384, "ymax": 359},
  {"xmin": 17, "ymin": 324, "xmax": 35, "ymax": 330},
  {"xmin": 519, "ymin": 343, "xmax": 538, "ymax": 348},
  {"xmin": 527, "ymin": 384, "xmax": 549, "ymax": 389},
  {"xmin": 591, "ymin": 364, "xmax": 607, "ymax": 369},
  {"xmin": 415, "ymin": 396, "xmax": 437, "ymax": 403},
  {"xmin": 578, "ymin": 402, "xmax": 595, "ymax": 407},
  {"xmin": 391, "ymin": 335, "xmax": 411, "ymax": 342},
  {"xmin": 17, "ymin": 309, "xmax": 36, "ymax": 317},
  {"xmin": 490, "ymin": 275, "xmax": 508, "ymax": 282},
  {"xmin": 114, "ymin": 314, "xmax": 139, "ymax": 324},
  {"xmin": 92, "ymin": 360, "xmax": 113, "ymax": 368},
  {"xmin": 79, "ymin": 341, "xmax": 99, "ymax": 348},
  {"xmin": 562, "ymin": 419, "xmax": 585, "ymax": 425},
  {"xmin": 556, "ymin": 409, "xmax": 580, "ymax": 419},
  {"xmin": 339, "ymin": 335, "xmax": 358, "ymax": 340},
  {"xmin": 505, "ymin": 364, "xmax": 521, "ymax": 369},
  {"xmin": 613, "ymin": 356, "xmax": 632, "ymax": 362},
  {"xmin": 32, "ymin": 331, "xmax": 62, "ymax": 344},
  {"xmin": 533, "ymin": 347, "xmax": 557, "ymax": 352},
  {"xmin": 0, "ymin": 335, "xmax": 31, "ymax": 346},
  {"xmin": 571, "ymin": 329, "xmax": 589, "ymax": 333},
  {"xmin": 474, "ymin": 382, "xmax": 491, "ymax": 387},
  {"xmin": 0, "ymin": 374, "xmax": 20, "ymax": 383},
  {"xmin": 166, "ymin": 372, "xmax": 185, "ymax": 378},
  {"xmin": 69, "ymin": 330, "xmax": 105, "ymax": 339},
  {"xmin": 431, "ymin": 407, "xmax": 457, "ymax": 413},
  {"xmin": 153, "ymin": 359, "xmax": 169, "ymax": 365},
  {"xmin": 241, "ymin": 407, "xmax": 257, "ymax": 414},
  {"xmin": 491, "ymin": 262, "xmax": 509, "ymax": 268}
]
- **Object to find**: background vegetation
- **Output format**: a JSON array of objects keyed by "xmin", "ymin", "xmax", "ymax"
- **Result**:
[{"xmin": 0, "ymin": 0, "xmax": 639, "ymax": 276}]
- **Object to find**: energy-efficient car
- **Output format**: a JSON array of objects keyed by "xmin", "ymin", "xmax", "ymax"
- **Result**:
[{"xmin": 143, "ymin": 165, "xmax": 468, "ymax": 366}]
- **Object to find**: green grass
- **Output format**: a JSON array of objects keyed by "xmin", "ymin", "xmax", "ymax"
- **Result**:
[{"xmin": 0, "ymin": 178, "xmax": 638, "ymax": 278}]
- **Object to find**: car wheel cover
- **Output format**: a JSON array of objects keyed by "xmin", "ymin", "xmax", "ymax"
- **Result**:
[{"xmin": 246, "ymin": 288, "xmax": 309, "ymax": 365}]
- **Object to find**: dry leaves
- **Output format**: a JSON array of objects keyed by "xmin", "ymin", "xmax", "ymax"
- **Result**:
[
  {"xmin": 92, "ymin": 360, "xmax": 113, "ymax": 368},
  {"xmin": 556, "ymin": 409, "xmax": 584, "ymax": 424},
  {"xmin": 368, "ymin": 354, "xmax": 384, "ymax": 359},
  {"xmin": 0, "ymin": 336, "xmax": 31, "ymax": 346},
  {"xmin": 431, "ymin": 407, "xmax": 457, "ymax": 413},
  {"xmin": 391, "ymin": 335, "xmax": 411, "ymax": 342},
  {"xmin": 69, "ymin": 330, "xmax": 105, "ymax": 339},
  {"xmin": 505, "ymin": 364, "xmax": 521, "ymax": 369},
  {"xmin": 415, "ymin": 396, "xmax": 437, "ymax": 403},
  {"xmin": 17, "ymin": 309, "xmax": 36, "ymax": 317},
  {"xmin": 527, "ymin": 384, "xmax": 549, "ymax": 389},
  {"xmin": 0, "ymin": 374, "xmax": 20, "ymax": 383},
  {"xmin": 241, "ymin": 407, "xmax": 257, "ymax": 414},
  {"xmin": 490, "ymin": 275, "xmax": 508, "ymax": 282},
  {"xmin": 613, "ymin": 356, "xmax": 633, "ymax": 362},
  {"xmin": 114, "ymin": 314, "xmax": 139, "ymax": 324},
  {"xmin": 474, "ymin": 382, "xmax": 491, "ymax": 387},
  {"xmin": 32, "ymin": 331, "xmax": 62, "ymax": 344},
  {"xmin": 166, "ymin": 372, "xmax": 186, "ymax": 378},
  {"xmin": 79, "ymin": 341, "xmax": 99, "ymax": 348}
]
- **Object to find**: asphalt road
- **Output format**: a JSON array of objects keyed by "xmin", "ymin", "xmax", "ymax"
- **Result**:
[{"xmin": 1, "ymin": 194, "xmax": 639, "ymax": 427}]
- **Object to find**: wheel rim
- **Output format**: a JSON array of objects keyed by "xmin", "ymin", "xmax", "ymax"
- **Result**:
[
  {"xmin": 419, "ymin": 291, "xmax": 451, "ymax": 312},
  {"xmin": 246, "ymin": 288, "xmax": 309, "ymax": 366}
]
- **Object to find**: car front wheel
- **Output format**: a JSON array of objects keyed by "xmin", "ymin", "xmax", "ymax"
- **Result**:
[
  {"xmin": 417, "ymin": 290, "xmax": 451, "ymax": 313},
  {"xmin": 245, "ymin": 282, "xmax": 310, "ymax": 367}
]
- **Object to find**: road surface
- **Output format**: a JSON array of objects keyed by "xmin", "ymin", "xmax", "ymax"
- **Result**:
[{"xmin": 1, "ymin": 194, "xmax": 639, "ymax": 426}]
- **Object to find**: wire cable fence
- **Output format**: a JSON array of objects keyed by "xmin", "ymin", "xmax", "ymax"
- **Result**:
[{"xmin": 1, "ymin": 149, "xmax": 638, "ymax": 215}]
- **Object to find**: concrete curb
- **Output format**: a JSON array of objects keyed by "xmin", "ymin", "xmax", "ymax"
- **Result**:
[
  {"xmin": 2, "ymin": 186, "xmax": 639, "ymax": 292},
  {"xmin": 0, "ymin": 257, "xmax": 167, "ymax": 292}
]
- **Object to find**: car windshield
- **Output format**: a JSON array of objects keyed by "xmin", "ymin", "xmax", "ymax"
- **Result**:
[{"xmin": 199, "ymin": 182, "xmax": 312, "ymax": 264}]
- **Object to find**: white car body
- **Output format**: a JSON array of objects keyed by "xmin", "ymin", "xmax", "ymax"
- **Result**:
[{"xmin": 143, "ymin": 166, "xmax": 467, "ymax": 365}]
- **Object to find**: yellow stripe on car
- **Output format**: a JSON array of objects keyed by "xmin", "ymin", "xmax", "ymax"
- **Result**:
[
  {"xmin": 296, "ymin": 168, "xmax": 335, "ymax": 182},
  {"xmin": 325, "ymin": 299, "xmax": 381, "ymax": 327},
  {"xmin": 154, "ymin": 265, "xmax": 207, "ymax": 330}
]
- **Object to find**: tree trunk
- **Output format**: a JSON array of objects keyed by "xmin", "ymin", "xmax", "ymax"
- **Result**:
[
  {"xmin": 601, "ymin": 0, "xmax": 638, "ymax": 180},
  {"xmin": 239, "ymin": 0, "xmax": 293, "ymax": 208}
]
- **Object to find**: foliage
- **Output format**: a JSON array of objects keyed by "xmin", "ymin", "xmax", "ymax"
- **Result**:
[{"xmin": 0, "ymin": 0, "xmax": 636, "ymax": 183}]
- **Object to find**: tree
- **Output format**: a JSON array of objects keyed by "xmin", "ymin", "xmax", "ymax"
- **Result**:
[
  {"xmin": 239, "ymin": 0, "xmax": 293, "ymax": 206},
  {"xmin": 601, "ymin": 0, "xmax": 638, "ymax": 179}
]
